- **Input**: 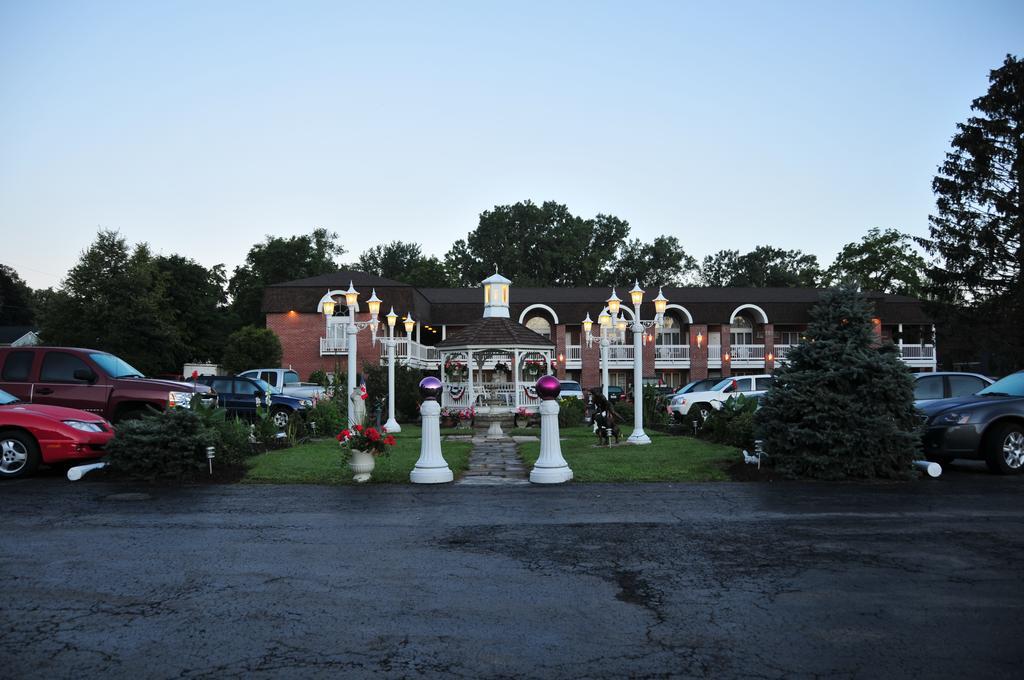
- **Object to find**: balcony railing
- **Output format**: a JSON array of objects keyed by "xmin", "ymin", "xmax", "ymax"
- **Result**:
[
  {"xmin": 440, "ymin": 381, "xmax": 543, "ymax": 409},
  {"xmin": 320, "ymin": 336, "xmax": 348, "ymax": 355},
  {"xmin": 898, "ymin": 345, "xmax": 935, "ymax": 360},
  {"xmin": 567, "ymin": 345, "xmax": 582, "ymax": 361},
  {"xmin": 655, "ymin": 344, "xmax": 690, "ymax": 361},
  {"xmin": 377, "ymin": 338, "xmax": 441, "ymax": 367}
]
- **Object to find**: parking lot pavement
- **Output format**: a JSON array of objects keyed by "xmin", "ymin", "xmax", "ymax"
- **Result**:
[{"xmin": 2, "ymin": 476, "xmax": 1022, "ymax": 679}]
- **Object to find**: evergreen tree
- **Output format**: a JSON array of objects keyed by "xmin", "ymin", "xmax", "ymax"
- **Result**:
[
  {"xmin": 755, "ymin": 287, "xmax": 919, "ymax": 480},
  {"xmin": 221, "ymin": 326, "xmax": 283, "ymax": 373},
  {"xmin": 0, "ymin": 265, "xmax": 35, "ymax": 325},
  {"xmin": 921, "ymin": 54, "xmax": 1024, "ymax": 372}
]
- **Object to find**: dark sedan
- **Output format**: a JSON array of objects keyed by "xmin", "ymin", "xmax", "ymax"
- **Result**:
[{"xmin": 920, "ymin": 370, "xmax": 1024, "ymax": 474}]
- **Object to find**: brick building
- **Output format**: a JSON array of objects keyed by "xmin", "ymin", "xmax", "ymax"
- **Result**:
[{"xmin": 264, "ymin": 271, "xmax": 937, "ymax": 392}]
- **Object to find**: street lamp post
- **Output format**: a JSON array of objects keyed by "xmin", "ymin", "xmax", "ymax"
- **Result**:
[
  {"xmin": 624, "ymin": 282, "xmax": 667, "ymax": 445},
  {"xmin": 581, "ymin": 308, "xmax": 625, "ymax": 401},
  {"xmin": 324, "ymin": 282, "xmax": 380, "ymax": 427},
  {"xmin": 382, "ymin": 307, "xmax": 402, "ymax": 433}
]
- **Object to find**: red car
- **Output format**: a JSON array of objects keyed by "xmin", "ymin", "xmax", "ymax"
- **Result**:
[{"xmin": 0, "ymin": 387, "xmax": 114, "ymax": 478}]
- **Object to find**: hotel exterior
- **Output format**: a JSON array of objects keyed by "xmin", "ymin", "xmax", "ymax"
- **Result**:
[{"xmin": 264, "ymin": 271, "xmax": 937, "ymax": 398}]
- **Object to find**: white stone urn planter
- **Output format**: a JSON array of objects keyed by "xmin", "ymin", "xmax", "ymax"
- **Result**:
[{"xmin": 348, "ymin": 449, "xmax": 375, "ymax": 483}]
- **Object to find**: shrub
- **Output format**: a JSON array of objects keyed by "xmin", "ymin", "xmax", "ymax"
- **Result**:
[
  {"xmin": 106, "ymin": 408, "xmax": 218, "ymax": 481},
  {"xmin": 643, "ymin": 384, "xmax": 670, "ymax": 430},
  {"xmin": 362, "ymin": 362, "xmax": 425, "ymax": 422},
  {"xmin": 558, "ymin": 397, "xmax": 586, "ymax": 427},
  {"xmin": 614, "ymin": 400, "xmax": 634, "ymax": 427},
  {"xmin": 701, "ymin": 395, "xmax": 758, "ymax": 450},
  {"xmin": 755, "ymin": 287, "xmax": 919, "ymax": 480},
  {"xmin": 221, "ymin": 326, "xmax": 282, "ymax": 374},
  {"xmin": 308, "ymin": 369, "xmax": 330, "ymax": 387},
  {"xmin": 193, "ymin": 403, "xmax": 253, "ymax": 467},
  {"xmin": 306, "ymin": 399, "xmax": 345, "ymax": 438}
]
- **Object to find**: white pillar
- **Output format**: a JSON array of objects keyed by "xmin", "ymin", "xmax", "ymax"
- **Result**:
[
  {"xmin": 467, "ymin": 351, "xmax": 475, "ymax": 408},
  {"xmin": 346, "ymin": 315, "xmax": 358, "ymax": 427},
  {"xmin": 513, "ymin": 349, "xmax": 521, "ymax": 409},
  {"xmin": 385, "ymin": 334, "xmax": 400, "ymax": 433},
  {"xmin": 410, "ymin": 400, "xmax": 453, "ymax": 483},
  {"xmin": 600, "ymin": 339, "xmax": 610, "ymax": 401},
  {"xmin": 441, "ymin": 325, "xmax": 447, "ymax": 340},
  {"xmin": 530, "ymin": 398, "xmax": 573, "ymax": 483},
  {"xmin": 627, "ymin": 320, "xmax": 651, "ymax": 444},
  {"xmin": 416, "ymin": 321, "xmax": 421, "ymax": 344}
]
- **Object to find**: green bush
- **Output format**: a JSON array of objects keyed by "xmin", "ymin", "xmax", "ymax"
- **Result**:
[
  {"xmin": 558, "ymin": 397, "xmax": 586, "ymax": 427},
  {"xmin": 221, "ymin": 326, "xmax": 282, "ymax": 374},
  {"xmin": 308, "ymin": 369, "xmax": 330, "ymax": 387},
  {"xmin": 306, "ymin": 398, "xmax": 345, "ymax": 438},
  {"xmin": 643, "ymin": 384, "xmax": 670, "ymax": 430},
  {"xmin": 193, "ymin": 403, "xmax": 253, "ymax": 467},
  {"xmin": 363, "ymin": 362, "xmax": 425, "ymax": 422},
  {"xmin": 106, "ymin": 408, "xmax": 218, "ymax": 481},
  {"xmin": 614, "ymin": 400, "xmax": 634, "ymax": 427},
  {"xmin": 701, "ymin": 395, "xmax": 758, "ymax": 449}
]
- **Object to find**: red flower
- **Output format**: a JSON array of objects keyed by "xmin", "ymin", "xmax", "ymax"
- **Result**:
[
  {"xmin": 384, "ymin": 435, "xmax": 396, "ymax": 446},
  {"xmin": 355, "ymin": 424, "xmax": 363, "ymax": 432},
  {"xmin": 336, "ymin": 433, "xmax": 344, "ymax": 441},
  {"xmin": 340, "ymin": 429, "xmax": 350, "ymax": 439},
  {"xmin": 367, "ymin": 428, "xmax": 381, "ymax": 442}
]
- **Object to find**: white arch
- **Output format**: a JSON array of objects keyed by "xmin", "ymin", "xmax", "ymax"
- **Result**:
[
  {"xmin": 664, "ymin": 304, "xmax": 693, "ymax": 325},
  {"xmin": 729, "ymin": 304, "xmax": 769, "ymax": 324},
  {"xmin": 518, "ymin": 303, "xmax": 560, "ymax": 325},
  {"xmin": 317, "ymin": 290, "xmax": 357, "ymax": 313}
]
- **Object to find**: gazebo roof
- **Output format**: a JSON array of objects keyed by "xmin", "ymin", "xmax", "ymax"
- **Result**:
[{"xmin": 436, "ymin": 317, "xmax": 554, "ymax": 350}]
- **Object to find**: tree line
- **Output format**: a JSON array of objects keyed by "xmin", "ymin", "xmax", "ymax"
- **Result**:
[{"xmin": 0, "ymin": 55, "xmax": 1019, "ymax": 375}]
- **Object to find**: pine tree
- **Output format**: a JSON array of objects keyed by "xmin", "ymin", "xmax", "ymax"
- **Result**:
[
  {"xmin": 921, "ymin": 54, "xmax": 1024, "ymax": 372},
  {"xmin": 755, "ymin": 288, "xmax": 919, "ymax": 480}
]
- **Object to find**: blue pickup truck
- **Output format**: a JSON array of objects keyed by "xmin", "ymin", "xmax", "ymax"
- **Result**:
[{"xmin": 192, "ymin": 375, "xmax": 312, "ymax": 428}]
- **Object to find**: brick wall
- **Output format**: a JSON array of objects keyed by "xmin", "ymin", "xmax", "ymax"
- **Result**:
[
  {"xmin": 720, "ymin": 323, "xmax": 731, "ymax": 378},
  {"xmin": 690, "ymin": 324, "xmax": 708, "ymax": 380},
  {"xmin": 554, "ymin": 324, "xmax": 567, "ymax": 380},
  {"xmin": 763, "ymin": 323, "xmax": 775, "ymax": 372},
  {"xmin": 581, "ymin": 336, "xmax": 601, "ymax": 391},
  {"xmin": 267, "ymin": 312, "xmax": 381, "ymax": 382},
  {"xmin": 642, "ymin": 330, "xmax": 656, "ymax": 380}
]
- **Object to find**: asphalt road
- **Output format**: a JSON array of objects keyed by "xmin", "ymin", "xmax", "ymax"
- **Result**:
[{"xmin": 2, "ymin": 473, "xmax": 1023, "ymax": 679}]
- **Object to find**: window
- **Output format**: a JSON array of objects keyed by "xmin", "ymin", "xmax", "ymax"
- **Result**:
[
  {"xmin": 525, "ymin": 316, "xmax": 551, "ymax": 338},
  {"xmin": 755, "ymin": 377, "xmax": 775, "ymax": 391},
  {"xmin": 775, "ymin": 330, "xmax": 801, "ymax": 346},
  {"xmin": 734, "ymin": 378, "xmax": 753, "ymax": 392},
  {"xmin": 212, "ymin": 378, "xmax": 233, "ymax": 394},
  {"xmin": 284, "ymin": 371, "xmax": 300, "ymax": 384},
  {"xmin": 235, "ymin": 380, "xmax": 260, "ymax": 396},
  {"xmin": 2, "ymin": 351, "xmax": 33, "ymax": 381},
  {"xmin": 260, "ymin": 371, "xmax": 278, "ymax": 386},
  {"xmin": 40, "ymin": 352, "xmax": 91, "ymax": 383},
  {"xmin": 730, "ymin": 316, "xmax": 753, "ymax": 346},
  {"xmin": 913, "ymin": 376, "xmax": 944, "ymax": 400},
  {"xmin": 949, "ymin": 375, "xmax": 987, "ymax": 398},
  {"xmin": 88, "ymin": 353, "xmax": 143, "ymax": 378},
  {"xmin": 657, "ymin": 314, "xmax": 682, "ymax": 345}
]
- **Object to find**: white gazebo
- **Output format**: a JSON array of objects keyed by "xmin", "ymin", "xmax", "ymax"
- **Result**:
[{"xmin": 436, "ymin": 273, "xmax": 555, "ymax": 412}]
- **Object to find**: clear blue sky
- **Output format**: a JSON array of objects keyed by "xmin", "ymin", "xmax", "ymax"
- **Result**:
[{"xmin": 1, "ymin": 1, "xmax": 1021, "ymax": 289}]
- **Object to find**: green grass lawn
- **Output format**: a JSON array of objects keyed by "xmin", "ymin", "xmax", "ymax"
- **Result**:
[
  {"xmin": 518, "ymin": 425, "xmax": 738, "ymax": 482},
  {"xmin": 244, "ymin": 425, "xmax": 473, "ymax": 484}
]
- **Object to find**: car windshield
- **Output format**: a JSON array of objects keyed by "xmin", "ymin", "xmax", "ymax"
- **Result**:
[
  {"xmin": 254, "ymin": 379, "xmax": 280, "ymax": 394},
  {"xmin": 677, "ymin": 379, "xmax": 711, "ymax": 394},
  {"xmin": 560, "ymin": 382, "xmax": 582, "ymax": 391},
  {"xmin": 284, "ymin": 370, "xmax": 300, "ymax": 384},
  {"xmin": 0, "ymin": 389, "xmax": 20, "ymax": 405},
  {"xmin": 710, "ymin": 378, "xmax": 735, "ymax": 392},
  {"xmin": 977, "ymin": 372, "xmax": 1024, "ymax": 397},
  {"xmin": 89, "ymin": 353, "xmax": 144, "ymax": 378}
]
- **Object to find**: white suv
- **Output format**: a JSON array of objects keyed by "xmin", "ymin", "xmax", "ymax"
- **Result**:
[{"xmin": 668, "ymin": 374, "xmax": 773, "ymax": 423}]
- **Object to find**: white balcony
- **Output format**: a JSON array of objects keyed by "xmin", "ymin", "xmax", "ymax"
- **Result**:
[
  {"xmin": 320, "ymin": 336, "xmax": 348, "ymax": 355},
  {"xmin": 655, "ymin": 344, "xmax": 689, "ymax": 367},
  {"xmin": 377, "ymin": 338, "xmax": 441, "ymax": 368}
]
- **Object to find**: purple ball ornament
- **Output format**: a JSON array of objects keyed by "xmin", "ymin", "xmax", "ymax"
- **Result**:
[
  {"xmin": 535, "ymin": 374, "xmax": 561, "ymax": 401},
  {"xmin": 419, "ymin": 376, "xmax": 443, "ymax": 401}
]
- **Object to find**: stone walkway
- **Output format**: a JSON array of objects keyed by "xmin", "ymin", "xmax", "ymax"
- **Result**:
[{"xmin": 455, "ymin": 434, "xmax": 531, "ymax": 485}]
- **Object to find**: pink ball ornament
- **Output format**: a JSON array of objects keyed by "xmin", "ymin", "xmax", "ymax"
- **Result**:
[{"xmin": 535, "ymin": 375, "xmax": 561, "ymax": 400}]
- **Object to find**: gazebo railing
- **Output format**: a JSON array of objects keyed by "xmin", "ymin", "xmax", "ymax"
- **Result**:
[{"xmin": 439, "ymin": 380, "xmax": 546, "ymax": 409}]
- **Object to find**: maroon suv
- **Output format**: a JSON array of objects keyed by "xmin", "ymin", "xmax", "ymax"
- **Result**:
[{"xmin": 0, "ymin": 347, "xmax": 214, "ymax": 422}]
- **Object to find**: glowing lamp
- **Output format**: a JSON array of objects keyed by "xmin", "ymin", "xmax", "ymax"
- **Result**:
[
  {"xmin": 322, "ymin": 299, "xmax": 336, "ymax": 317},
  {"xmin": 615, "ymin": 318, "xmax": 627, "ymax": 334},
  {"xmin": 696, "ymin": 331, "xmax": 703, "ymax": 348},
  {"xmin": 582, "ymin": 312, "xmax": 593, "ymax": 337},
  {"xmin": 386, "ymin": 307, "xmax": 398, "ymax": 329},
  {"xmin": 598, "ymin": 310, "xmax": 611, "ymax": 328},
  {"xmin": 767, "ymin": 352, "xmax": 774, "ymax": 362},
  {"xmin": 404, "ymin": 313, "xmax": 415, "ymax": 335},
  {"xmin": 653, "ymin": 288, "xmax": 668, "ymax": 315},
  {"xmin": 367, "ymin": 289, "xmax": 381, "ymax": 319},
  {"xmin": 724, "ymin": 352, "xmax": 731, "ymax": 362},
  {"xmin": 344, "ymin": 281, "xmax": 359, "ymax": 308},
  {"xmin": 629, "ymin": 282, "xmax": 644, "ymax": 307},
  {"xmin": 607, "ymin": 289, "xmax": 621, "ymax": 317}
]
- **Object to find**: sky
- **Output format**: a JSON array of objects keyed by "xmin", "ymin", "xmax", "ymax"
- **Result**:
[{"xmin": 1, "ymin": 0, "xmax": 1022, "ymax": 290}]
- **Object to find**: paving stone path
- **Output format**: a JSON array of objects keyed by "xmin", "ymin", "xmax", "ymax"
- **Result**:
[{"xmin": 455, "ymin": 434, "xmax": 531, "ymax": 485}]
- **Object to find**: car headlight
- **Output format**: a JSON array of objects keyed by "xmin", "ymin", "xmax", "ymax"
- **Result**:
[
  {"xmin": 168, "ymin": 391, "xmax": 195, "ymax": 408},
  {"xmin": 937, "ymin": 412, "xmax": 972, "ymax": 425},
  {"xmin": 299, "ymin": 399, "xmax": 313, "ymax": 408},
  {"xmin": 63, "ymin": 420, "xmax": 104, "ymax": 433}
]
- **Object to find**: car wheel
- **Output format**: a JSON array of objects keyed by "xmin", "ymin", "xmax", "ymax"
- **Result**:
[
  {"xmin": 0, "ymin": 430, "xmax": 41, "ymax": 479},
  {"xmin": 985, "ymin": 423, "xmax": 1024, "ymax": 475},
  {"xmin": 270, "ymin": 408, "xmax": 292, "ymax": 429}
]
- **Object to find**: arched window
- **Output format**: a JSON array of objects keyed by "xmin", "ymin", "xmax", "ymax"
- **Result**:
[
  {"xmin": 730, "ymin": 315, "xmax": 753, "ymax": 346},
  {"xmin": 525, "ymin": 316, "xmax": 551, "ymax": 338},
  {"xmin": 656, "ymin": 313, "xmax": 684, "ymax": 345}
]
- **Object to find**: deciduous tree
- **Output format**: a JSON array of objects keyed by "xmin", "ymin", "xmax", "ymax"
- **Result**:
[
  {"xmin": 0, "ymin": 265, "xmax": 35, "ymax": 325},
  {"xmin": 825, "ymin": 228, "xmax": 927, "ymax": 296}
]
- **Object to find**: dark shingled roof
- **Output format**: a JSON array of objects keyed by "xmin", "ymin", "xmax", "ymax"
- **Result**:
[
  {"xmin": 267, "ymin": 271, "xmax": 410, "ymax": 288},
  {"xmin": 436, "ymin": 317, "xmax": 555, "ymax": 349}
]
